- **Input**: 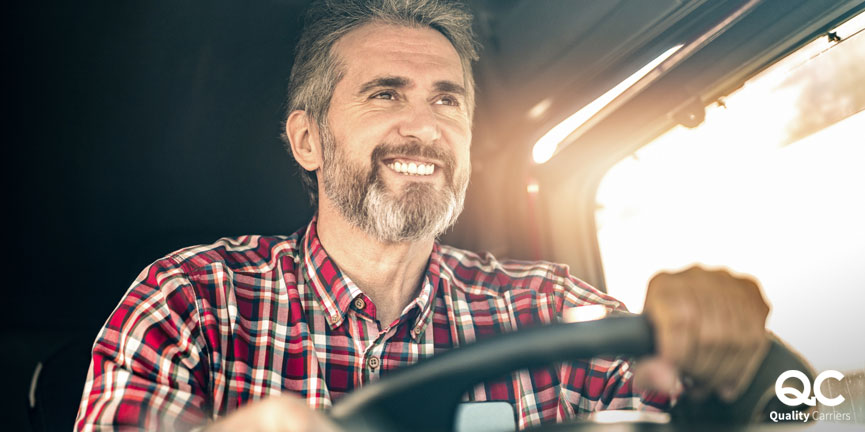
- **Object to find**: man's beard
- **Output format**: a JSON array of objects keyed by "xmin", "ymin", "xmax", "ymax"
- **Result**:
[{"xmin": 318, "ymin": 123, "xmax": 468, "ymax": 243}]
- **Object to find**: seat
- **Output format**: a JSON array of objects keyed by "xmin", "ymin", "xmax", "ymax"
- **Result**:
[{"xmin": 28, "ymin": 337, "xmax": 94, "ymax": 432}]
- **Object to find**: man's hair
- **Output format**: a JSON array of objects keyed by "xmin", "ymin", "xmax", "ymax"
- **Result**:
[{"xmin": 283, "ymin": 0, "xmax": 480, "ymax": 207}]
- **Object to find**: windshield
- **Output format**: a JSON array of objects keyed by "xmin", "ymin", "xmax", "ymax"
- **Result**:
[{"xmin": 596, "ymin": 13, "xmax": 865, "ymax": 373}]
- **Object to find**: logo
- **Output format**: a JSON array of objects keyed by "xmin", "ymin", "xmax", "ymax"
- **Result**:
[
  {"xmin": 769, "ymin": 370, "xmax": 851, "ymax": 423},
  {"xmin": 775, "ymin": 370, "xmax": 845, "ymax": 407}
]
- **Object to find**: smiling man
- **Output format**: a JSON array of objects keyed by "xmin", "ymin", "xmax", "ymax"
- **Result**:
[
  {"xmin": 75, "ymin": 1, "xmax": 771, "ymax": 431},
  {"xmin": 288, "ymin": 17, "xmax": 473, "ymax": 328}
]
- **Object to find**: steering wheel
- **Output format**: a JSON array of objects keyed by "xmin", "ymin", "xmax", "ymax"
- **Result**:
[{"xmin": 329, "ymin": 315, "xmax": 817, "ymax": 432}]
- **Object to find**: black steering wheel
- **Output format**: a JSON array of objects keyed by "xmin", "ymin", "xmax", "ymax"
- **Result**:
[{"xmin": 329, "ymin": 315, "xmax": 819, "ymax": 432}]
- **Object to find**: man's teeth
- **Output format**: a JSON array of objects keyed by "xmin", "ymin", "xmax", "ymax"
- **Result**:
[{"xmin": 387, "ymin": 161, "xmax": 435, "ymax": 176}]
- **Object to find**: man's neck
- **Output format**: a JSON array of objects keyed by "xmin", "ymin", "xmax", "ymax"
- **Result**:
[{"xmin": 315, "ymin": 204, "xmax": 434, "ymax": 327}]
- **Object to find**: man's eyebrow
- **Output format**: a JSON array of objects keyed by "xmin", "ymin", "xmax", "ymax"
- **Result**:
[
  {"xmin": 357, "ymin": 76, "xmax": 410, "ymax": 95},
  {"xmin": 433, "ymin": 80, "xmax": 466, "ymax": 97},
  {"xmin": 355, "ymin": 76, "xmax": 466, "ymax": 98}
]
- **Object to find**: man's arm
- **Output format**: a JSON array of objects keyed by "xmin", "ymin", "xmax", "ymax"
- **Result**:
[
  {"xmin": 552, "ymin": 271, "xmax": 673, "ymax": 419},
  {"xmin": 558, "ymin": 356, "xmax": 671, "ymax": 420},
  {"xmin": 75, "ymin": 255, "xmax": 342, "ymax": 432},
  {"xmin": 75, "ymin": 258, "xmax": 211, "ymax": 431},
  {"xmin": 557, "ymin": 265, "xmax": 770, "ymax": 418}
]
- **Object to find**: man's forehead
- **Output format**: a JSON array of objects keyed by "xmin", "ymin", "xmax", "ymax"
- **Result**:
[{"xmin": 333, "ymin": 22, "xmax": 465, "ymax": 85}]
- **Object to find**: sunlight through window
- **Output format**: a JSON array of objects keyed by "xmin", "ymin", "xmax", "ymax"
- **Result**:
[{"xmin": 596, "ymin": 19, "xmax": 865, "ymax": 372}]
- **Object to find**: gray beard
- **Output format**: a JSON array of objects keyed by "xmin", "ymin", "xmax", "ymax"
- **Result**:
[{"xmin": 318, "ymin": 123, "xmax": 468, "ymax": 243}]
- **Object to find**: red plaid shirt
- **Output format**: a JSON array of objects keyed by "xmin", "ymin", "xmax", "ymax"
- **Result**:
[{"xmin": 75, "ymin": 218, "xmax": 668, "ymax": 431}]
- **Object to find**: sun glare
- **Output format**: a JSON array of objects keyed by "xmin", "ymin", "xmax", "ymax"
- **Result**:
[{"xmin": 596, "ymin": 22, "xmax": 865, "ymax": 371}]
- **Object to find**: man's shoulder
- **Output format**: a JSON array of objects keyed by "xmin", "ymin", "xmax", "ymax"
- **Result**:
[
  {"xmin": 437, "ymin": 244, "xmax": 581, "ymax": 293},
  {"xmin": 158, "ymin": 233, "xmax": 302, "ymax": 276},
  {"xmin": 438, "ymin": 244, "xmax": 565, "ymax": 275},
  {"xmin": 436, "ymin": 244, "xmax": 626, "ymax": 311}
]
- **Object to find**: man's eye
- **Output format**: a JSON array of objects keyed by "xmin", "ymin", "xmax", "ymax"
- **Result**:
[
  {"xmin": 435, "ymin": 95, "xmax": 460, "ymax": 107},
  {"xmin": 372, "ymin": 91, "xmax": 396, "ymax": 100}
]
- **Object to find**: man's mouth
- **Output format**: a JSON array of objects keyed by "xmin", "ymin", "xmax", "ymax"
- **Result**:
[{"xmin": 385, "ymin": 159, "xmax": 436, "ymax": 176}]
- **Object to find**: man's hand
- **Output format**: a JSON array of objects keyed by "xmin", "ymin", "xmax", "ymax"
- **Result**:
[
  {"xmin": 205, "ymin": 394, "xmax": 343, "ymax": 432},
  {"xmin": 635, "ymin": 266, "xmax": 771, "ymax": 402}
]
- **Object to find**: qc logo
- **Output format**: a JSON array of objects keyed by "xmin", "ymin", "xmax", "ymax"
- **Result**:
[{"xmin": 775, "ymin": 370, "xmax": 845, "ymax": 407}]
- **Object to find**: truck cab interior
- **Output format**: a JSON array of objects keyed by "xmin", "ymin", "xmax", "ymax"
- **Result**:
[{"xmin": 5, "ymin": 0, "xmax": 864, "ymax": 430}]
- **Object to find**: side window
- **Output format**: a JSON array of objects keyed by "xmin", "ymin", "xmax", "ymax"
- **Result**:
[{"xmin": 595, "ymin": 15, "xmax": 865, "ymax": 372}]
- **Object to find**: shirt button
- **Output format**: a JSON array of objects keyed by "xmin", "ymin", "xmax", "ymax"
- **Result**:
[
  {"xmin": 412, "ymin": 327, "xmax": 422, "ymax": 337},
  {"xmin": 330, "ymin": 312, "xmax": 340, "ymax": 323},
  {"xmin": 366, "ymin": 356, "xmax": 380, "ymax": 370},
  {"xmin": 353, "ymin": 297, "xmax": 366, "ymax": 310}
]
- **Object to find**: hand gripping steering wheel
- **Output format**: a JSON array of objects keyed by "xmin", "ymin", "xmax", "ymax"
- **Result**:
[{"xmin": 329, "ymin": 315, "xmax": 816, "ymax": 432}]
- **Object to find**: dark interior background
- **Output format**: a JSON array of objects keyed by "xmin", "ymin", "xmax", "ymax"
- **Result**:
[
  {"xmin": 5, "ymin": 0, "xmax": 864, "ymax": 429},
  {"xmin": 4, "ymin": 1, "xmax": 318, "ymax": 428},
  {"xmin": 6, "ymin": 0, "xmax": 312, "ymax": 331}
]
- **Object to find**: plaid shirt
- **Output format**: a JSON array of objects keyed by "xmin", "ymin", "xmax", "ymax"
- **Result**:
[{"xmin": 75, "ymin": 218, "xmax": 669, "ymax": 431}]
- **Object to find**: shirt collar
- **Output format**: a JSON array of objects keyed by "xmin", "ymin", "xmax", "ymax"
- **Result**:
[
  {"xmin": 302, "ymin": 216, "xmax": 361, "ymax": 328},
  {"xmin": 411, "ymin": 243, "xmax": 443, "ymax": 339},
  {"xmin": 301, "ymin": 216, "xmax": 442, "ymax": 338}
]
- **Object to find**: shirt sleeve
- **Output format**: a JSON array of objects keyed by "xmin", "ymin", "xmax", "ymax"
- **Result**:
[
  {"xmin": 75, "ymin": 257, "xmax": 211, "ymax": 431},
  {"xmin": 553, "ymin": 271, "xmax": 672, "ymax": 420},
  {"xmin": 557, "ymin": 356, "xmax": 671, "ymax": 419}
]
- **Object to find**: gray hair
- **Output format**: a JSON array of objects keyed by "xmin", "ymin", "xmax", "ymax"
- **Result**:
[{"xmin": 283, "ymin": 0, "xmax": 480, "ymax": 207}]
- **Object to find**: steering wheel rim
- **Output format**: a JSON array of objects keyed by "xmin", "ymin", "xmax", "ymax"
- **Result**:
[{"xmin": 329, "ymin": 315, "xmax": 813, "ymax": 432}]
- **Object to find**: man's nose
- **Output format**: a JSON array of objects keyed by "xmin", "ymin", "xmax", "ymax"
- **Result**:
[{"xmin": 397, "ymin": 102, "xmax": 441, "ymax": 144}]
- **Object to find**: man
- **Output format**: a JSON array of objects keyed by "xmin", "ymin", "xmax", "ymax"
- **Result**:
[{"xmin": 75, "ymin": 0, "xmax": 770, "ymax": 431}]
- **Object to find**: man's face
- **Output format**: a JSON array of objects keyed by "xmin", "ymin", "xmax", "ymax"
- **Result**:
[{"xmin": 319, "ymin": 23, "xmax": 472, "ymax": 242}]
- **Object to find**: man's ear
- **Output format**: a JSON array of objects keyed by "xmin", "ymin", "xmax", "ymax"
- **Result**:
[{"xmin": 285, "ymin": 110, "xmax": 323, "ymax": 172}]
